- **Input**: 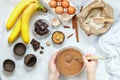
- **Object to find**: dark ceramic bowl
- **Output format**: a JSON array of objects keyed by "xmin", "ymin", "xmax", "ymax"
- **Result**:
[
  {"xmin": 13, "ymin": 43, "xmax": 26, "ymax": 56},
  {"xmin": 3, "ymin": 59, "xmax": 15, "ymax": 72}
]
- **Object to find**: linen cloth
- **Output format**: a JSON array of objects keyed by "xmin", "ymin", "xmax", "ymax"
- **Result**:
[{"xmin": 98, "ymin": 17, "xmax": 120, "ymax": 80}]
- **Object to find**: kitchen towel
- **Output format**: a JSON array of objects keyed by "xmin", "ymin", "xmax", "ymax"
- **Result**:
[{"xmin": 97, "ymin": 18, "xmax": 120, "ymax": 80}]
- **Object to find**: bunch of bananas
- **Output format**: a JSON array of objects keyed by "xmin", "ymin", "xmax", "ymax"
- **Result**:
[{"xmin": 6, "ymin": 0, "xmax": 47, "ymax": 44}]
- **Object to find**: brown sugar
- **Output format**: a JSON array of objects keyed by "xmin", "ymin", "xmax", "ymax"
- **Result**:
[{"xmin": 56, "ymin": 48, "xmax": 84, "ymax": 76}]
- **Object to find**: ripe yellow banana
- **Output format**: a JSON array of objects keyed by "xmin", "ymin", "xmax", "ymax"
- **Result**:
[
  {"xmin": 6, "ymin": 0, "xmax": 38, "ymax": 30},
  {"xmin": 8, "ymin": 17, "xmax": 21, "ymax": 43},
  {"xmin": 21, "ymin": 3, "xmax": 45, "ymax": 44}
]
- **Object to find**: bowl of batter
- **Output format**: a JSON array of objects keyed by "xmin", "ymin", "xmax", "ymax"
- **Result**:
[{"xmin": 56, "ymin": 47, "xmax": 85, "ymax": 77}]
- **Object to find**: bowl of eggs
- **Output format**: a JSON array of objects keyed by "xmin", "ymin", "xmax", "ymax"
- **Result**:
[{"xmin": 48, "ymin": 0, "xmax": 76, "ymax": 22}]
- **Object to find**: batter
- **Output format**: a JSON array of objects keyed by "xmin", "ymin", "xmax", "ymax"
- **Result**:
[{"xmin": 56, "ymin": 48, "xmax": 84, "ymax": 76}]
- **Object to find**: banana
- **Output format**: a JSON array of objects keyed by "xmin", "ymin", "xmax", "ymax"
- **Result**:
[
  {"xmin": 21, "ymin": 3, "xmax": 45, "ymax": 44},
  {"xmin": 8, "ymin": 17, "xmax": 21, "ymax": 43},
  {"xmin": 6, "ymin": 0, "xmax": 38, "ymax": 30}
]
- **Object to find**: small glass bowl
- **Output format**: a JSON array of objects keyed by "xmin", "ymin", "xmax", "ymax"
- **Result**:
[{"xmin": 32, "ymin": 19, "xmax": 51, "ymax": 39}]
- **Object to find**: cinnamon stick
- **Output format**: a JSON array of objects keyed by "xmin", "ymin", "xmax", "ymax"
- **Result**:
[
  {"xmin": 74, "ymin": 15, "xmax": 79, "ymax": 42},
  {"xmin": 79, "ymin": 6, "xmax": 83, "ymax": 13},
  {"xmin": 67, "ymin": 33, "xmax": 73, "ymax": 39},
  {"xmin": 64, "ymin": 26, "xmax": 70, "ymax": 28},
  {"xmin": 72, "ymin": 15, "xmax": 76, "ymax": 29}
]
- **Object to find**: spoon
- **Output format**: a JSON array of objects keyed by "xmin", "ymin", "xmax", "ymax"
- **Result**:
[
  {"xmin": 73, "ymin": 55, "xmax": 104, "ymax": 60},
  {"xmin": 66, "ymin": 55, "xmax": 104, "ymax": 63},
  {"xmin": 93, "ymin": 17, "xmax": 114, "ymax": 24}
]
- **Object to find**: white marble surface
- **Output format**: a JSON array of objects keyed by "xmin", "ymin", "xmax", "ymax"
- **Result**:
[{"xmin": 0, "ymin": 0, "xmax": 120, "ymax": 80}]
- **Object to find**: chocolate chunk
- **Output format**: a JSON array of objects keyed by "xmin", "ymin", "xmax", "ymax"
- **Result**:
[
  {"xmin": 43, "ymin": 22, "xmax": 48, "ymax": 28},
  {"xmin": 38, "ymin": 29, "xmax": 48, "ymax": 36},
  {"xmin": 35, "ymin": 23, "xmax": 39, "ymax": 29},
  {"xmin": 44, "ymin": 29, "xmax": 49, "ymax": 34},
  {"xmin": 35, "ymin": 20, "xmax": 42, "ymax": 26},
  {"xmin": 35, "ymin": 28, "xmax": 38, "ymax": 32},
  {"xmin": 30, "ymin": 39, "xmax": 35, "ymax": 44},
  {"xmin": 40, "ymin": 51, "xmax": 43, "ymax": 54},
  {"xmin": 39, "ymin": 25, "xmax": 46, "ymax": 31},
  {"xmin": 41, "ymin": 46, "xmax": 44, "ymax": 49},
  {"xmin": 24, "ymin": 54, "xmax": 37, "ymax": 67},
  {"xmin": 38, "ymin": 29, "xmax": 49, "ymax": 36},
  {"xmin": 3, "ymin": 59, "xmax": 15, "ymax": 72},
  {"xmin": 30, "ymin": 39, "xmax": 40, "ymax": 51},
  {"xmin": 39, "ymin": 31, "xmax": 45, "ymax": 36},
  {"xmin": 36, "ymin": 30, "xmax": 40, "ymax": 34}
]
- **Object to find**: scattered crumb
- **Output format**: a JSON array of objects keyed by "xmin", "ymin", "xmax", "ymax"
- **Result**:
[
  {"xmin": 41, "ymin": 46, "xmax": 44, "ymax": 49},
  {"xmin": 40, "ymin": 51, "xmax": 43, "ymax": 54}
]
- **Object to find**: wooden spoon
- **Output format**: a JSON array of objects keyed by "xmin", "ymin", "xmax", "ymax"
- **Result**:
[
  {"xmin": 93, "ymin": 17, "xmax": 114, "ymax": 24},
  {"xmin": 66, "ymin": 55, "xmax": 104, "ymax": 63}
]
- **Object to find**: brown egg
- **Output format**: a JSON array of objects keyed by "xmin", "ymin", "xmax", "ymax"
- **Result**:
[
  {"xmin": 67, "ymin": 6, "xmax": 76, "ymax": 15},
  {"xmin": 55, "ymin": 6, "xmax": 64, "ymax": 14},
  {"xmin": 49, "ymin": 0, "xmax": 57, "ymax": 8},
  {"xmin": 56, "ymin": 0, "xmax": 63, "ymax": 2},
  {"xmin": 61, "ymin": 0, "xmax": 70, "ymax": 8}
]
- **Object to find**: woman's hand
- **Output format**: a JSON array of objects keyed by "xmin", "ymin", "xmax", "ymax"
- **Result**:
[
  {"xmin": 83, "ymin": 54, "xmax": 98, "ymax": 80},
  {"xmin": 48, "ymin": 54, "xmax": 59, "ymax": 80}
]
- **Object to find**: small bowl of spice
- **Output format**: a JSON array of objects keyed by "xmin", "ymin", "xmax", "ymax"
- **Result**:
[
  {"xmin": 33, "ymin": 19, "xmax": 51, "ymax": 38},
  {"xmin": 52, "ymin": 31, "xmax": 65, "ymax": 44}
]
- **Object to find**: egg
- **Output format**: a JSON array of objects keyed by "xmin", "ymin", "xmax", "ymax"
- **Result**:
[
  {"xmin": 55, "ymin": 6, "xmax": 64, "ymax": 14},
  {"xmin": 61, "ymin": 0, "xmax": 70, "ymax": 8},
  {"xmin": 56, "ymin": 0, "xmax": 63, "ymax": 2},
  {"xmin": 67, "ymin": 6, "xmax": 76, "ymax": 15},
  {"xmin": 49, "ymin": 0, "xmax": 57, "ymax": 8}
]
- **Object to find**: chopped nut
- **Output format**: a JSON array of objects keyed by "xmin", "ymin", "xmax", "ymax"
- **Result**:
[{"xmin": 46, "ymin": 41, "xmax": 50, "ymax": 46}]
